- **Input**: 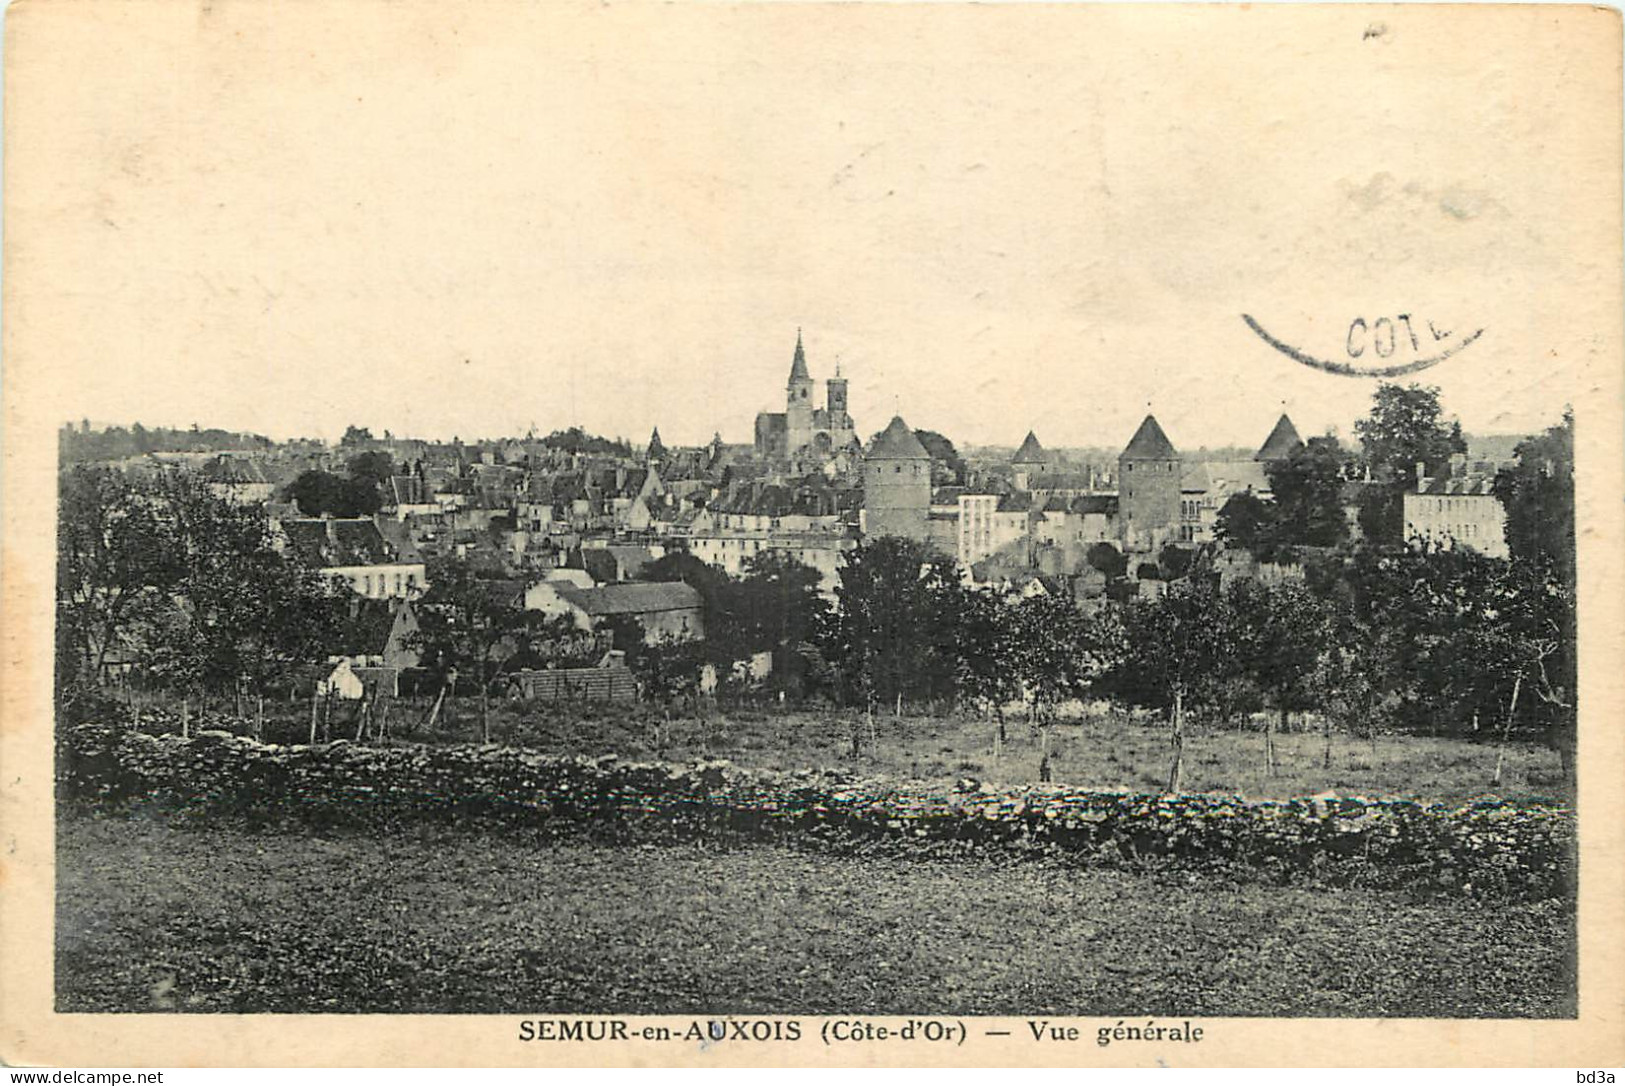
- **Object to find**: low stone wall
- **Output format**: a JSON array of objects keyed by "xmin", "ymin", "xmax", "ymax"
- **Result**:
[{"xmin": 57, "ymin": 724, "xmax": 1574, "ymax": 899}]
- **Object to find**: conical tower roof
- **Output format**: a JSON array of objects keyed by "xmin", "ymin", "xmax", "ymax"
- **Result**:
[
  {"xmin": 1011, "ymin": 431, "xmax": 1046, "ymax": 465},
  {"xmin": 788, "ymin": 328, "xmax": 810, "ymax": 383},
  {"xmin": 867, "ymin": 415, "xmax": 930, "ymax": 460},
  {"xmin": 646, "ymin": 427, "xmax": 666, "ymax": 459},
  {"xmin": 1121, "ymin": 415, "xmax": 1179, "ymax": 460},
  {"xmin": 1254, "ymin": 414, "xmax": 1304, "ymax": 462}
]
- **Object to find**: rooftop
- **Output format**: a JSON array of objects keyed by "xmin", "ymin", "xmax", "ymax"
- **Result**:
[
  {"xmin": 867, "ymin": 416, "xmax": 930, "ymax": 460},
  {"xmin": 1121, "ymin": 415, "xmax": 1179, "ymax": 460}
]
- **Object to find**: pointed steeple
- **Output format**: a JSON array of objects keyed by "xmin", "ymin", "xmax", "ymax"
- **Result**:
[
  {"xmin": 788, "ymin": 328, "xmax": 810, "ymax": 383},
  {"xmin": 1120, "ymin": 415, "xmax": 1179, "ymax": 460},
  {"xmin": 646, "ymin": 426, "xmax": 666, "ymax": 461},
  {"xmin": 1255, "ymin": 414, "xmax": 1304, "ymax": 462},
  {"xmin": 1011, "ymin": 431, "xmax": 1046, "ymax": 465}
]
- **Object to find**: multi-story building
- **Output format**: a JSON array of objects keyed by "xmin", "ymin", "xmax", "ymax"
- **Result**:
[
  {"xmin": 1403, "ymin": 474, "xmax": 1508, "ymax": 558},
  {"xmin": 277, "ymin": 517, "xmax": 428, "ymax": 600}
]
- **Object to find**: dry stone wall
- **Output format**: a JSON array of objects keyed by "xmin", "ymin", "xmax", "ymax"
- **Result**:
[{"xmin": 58, "ymin": 724, "xmax": 1574, "ymax": 899}]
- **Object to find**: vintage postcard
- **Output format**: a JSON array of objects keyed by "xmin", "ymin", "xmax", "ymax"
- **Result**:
[{"xmin": 3, "ymin": 0, "xmax": 1622, "ymax": 1069}]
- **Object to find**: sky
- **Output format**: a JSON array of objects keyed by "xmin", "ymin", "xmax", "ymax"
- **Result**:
[{"xmin": 10, "ymin": 3, "xmax": 1619, "ymax": 451}]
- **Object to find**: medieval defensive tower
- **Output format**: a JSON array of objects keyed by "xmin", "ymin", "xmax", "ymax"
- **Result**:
[
  {"xmin": 863, "ymin": 415, "xmax": 931, "ymax": 541},
  {"xmin": 1117, "ymin": 414, "xmax": 1181, "ymax": 549}
]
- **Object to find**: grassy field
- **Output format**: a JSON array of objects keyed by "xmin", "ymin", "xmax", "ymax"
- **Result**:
[
  {"xmin": 57, "ymin": 815, "xmax": 1575, "ymax": 1017},
  {"xmin": 120, "ymin": 693, "xmax": 1569, "ymax": 805},
  {"xmin": 504, "ymin": 707, "xmax": 1569, "ymax": 804}
]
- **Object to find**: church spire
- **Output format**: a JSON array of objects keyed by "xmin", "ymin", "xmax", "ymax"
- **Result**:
[{"xmin": 788, "ymin": 327, "xmax": 810, "ymax": 383}]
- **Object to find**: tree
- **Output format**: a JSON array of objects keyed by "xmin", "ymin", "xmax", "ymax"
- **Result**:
[
  {"xmin": 95, "ymin": 472, "xmax": 350, "ymax": 717},
  {"xmin": 1158, "ymin": 544, "xmax": 1195, "ymax": 580},
  {"xmin": 345, "ymin": 450, "xmax": 397, "ymax": 490},
  {"xmin": 1354, "ymin": 383, "xmax": 1467, "ymax": 485},
  {"xmin": 1231, "ymin": 579, "xmax": 1336, "ymax": 776},
  {"xmin": 410, "ymin": 559, "xmax": 556, "ymax": 743},
  {"xmin": 56, "ymin": 467, "xmax": 183, "ymax": 701},
  {"xmin": 340, "ymin": 425, "xmax": 375, "ymax": 447},
  {"xmin": 1005, "ymin": 594, "xmax": 1121, "ymax": 731},
  {"xmin": 1216, "ymin": 492, "xmax": 1275, "ymax": 553},
  {"xmin": 145, "ymin": 545, "xmax": 347, "ymax": 713},
  {"xmin": 950, "ymin": 587, "xmax": 1021, "ymax": 734},
  {"xmin": 734, "ymin": 552, "xmax": 831, "ymax": 699},
  {"xmin": 540, "ymin": 426, "xmax": 630, "ymax": 457},
  {"xmin": 1267, "ymin": 436, "xmax": 1351, "ymax": 548},
  {"xmin": 1086, "ymin": 541, "xmax": 1128, "ymax": 579},
  {"xmin": 1355, "ymin": 484, "xmax": 1403, "ymax": 545},
  {"xmin": 821, "ymin": 536, "xmax": 963, "ymax": 718},
  {"xmin": 284, "ymin": 470, "xmax": 383, "ymax": 518},
  {"xmin": 640, "ymin": 550, "xmax": 725, "ymax": 592},
  {"xmin": 1113, "ymin": 582, "xmax": 1237, "ymax": 792},
  {"xmin": 1496, "ymin": 411, "xmax": 1575, "ymax": 588},
  {"xmin": 914, "ymin": 429, "xmax": 968, "ymax": 487}
]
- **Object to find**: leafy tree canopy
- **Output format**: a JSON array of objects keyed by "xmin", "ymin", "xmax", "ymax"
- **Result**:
[
  {"xmin": 1496, "ymin": 411, "xmax": 1575, "ymax": 588},
  {"xmin": 1353, "ymin": 383, "xmax": 1466, "ymax": 486},
  {"xmin": 1266, "ymin": 435, "xmax": 1351, "ymax": 548},
  {"xmin": 283, "ymin": 470, "xmax": 383, "ymax": 518}
]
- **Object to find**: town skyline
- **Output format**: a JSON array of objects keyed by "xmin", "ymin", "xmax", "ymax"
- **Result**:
[{"xmin": 61, "ymin": 323, "xmax": 1554, "ymax": 454}]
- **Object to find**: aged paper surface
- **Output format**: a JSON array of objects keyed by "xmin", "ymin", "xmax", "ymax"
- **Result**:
[{"xmin": 3, "ymin": 0, "xmax": 1622, "ymax": 1068}]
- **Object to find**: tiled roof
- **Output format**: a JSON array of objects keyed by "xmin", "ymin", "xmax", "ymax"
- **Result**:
[
  {"xmin": 1255, "ymin": 414, "xmax": 1305, "ymax": 462},
  {"xmin": 336, "ymin": 598, "xmax": 399, "ymax": 656},
  {"xmin": 481, "ymin": 578, "xmax": 527, "ymax": 609},
  {"xmin": 996, "ymin": 493, "xmax": 1033, "ymax": 513},
  {"xmin": 605, "ymin": 546, "xmax": 659, "ymax": 579},
  {"xmin": 867, "ymin": 416, "xmax": 930, "ymax": 460},
  {"xmin": 1029, "ymin": 472, "xmax": 1092, "ymax": 490},
  {"xmin": 555, "ymin": 581, "xmax": 702, "ymax": 616},
  {"xmin": 373, "ymin": 517, "xmax": 422, "ymax": 563},
  {"xmin": 281, "ymin": 518, "xmax": 394, "ymax": 568},
  {"xmin": 1121, "ymin": 415, "xmax": 1179, "ymax": 460},
  {"xmin": 1011, "ymin": 431, "xmax": 1046, "ymax": 465},
  {"xmin": 389, "ymin": 475, "xmax": 427, "ymax": 505},
  {"xmin": 1417, "ymin": 475, "xmax": 1498, "ymax": 496},
  {"xmin": 201, "ymin": 455, "xmax": 269, "ymax": 484},
  {"xmin": 1183, "ymin": 460, "xmax": 1268, "ymax": 495},
  {"xmin": 1070, "ymin": 495, "xmax": 1119, "ymax": 516}
]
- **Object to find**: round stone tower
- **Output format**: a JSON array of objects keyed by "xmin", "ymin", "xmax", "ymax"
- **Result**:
[
  {"xmin": 1117, "ymin": 414, "xmax": 1181, "ymax": 549},
  {"xmin": 863, "ymin": 415, "xmax": 932, "ymax": 542}
]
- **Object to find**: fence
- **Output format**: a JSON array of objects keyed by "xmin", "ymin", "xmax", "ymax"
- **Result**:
[{"xmin": 502, "ymin": 663, "xmax": 637, "ymax": 702}]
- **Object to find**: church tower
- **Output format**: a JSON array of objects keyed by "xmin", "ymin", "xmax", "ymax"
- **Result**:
[
  {"xmin": 826, "ymin": 361, "xmax": 849, "ymax": 430},
  {"xmin": 785, "ymin": 329, "xmax": 815, "ymax": 454},
  {"xmin": 1117, "ymin": 414, "xmax": 1181, "ymax": 549},
  {"xmin": 863, "ymin": 415, "xmax": 932, "ymax": 542}
]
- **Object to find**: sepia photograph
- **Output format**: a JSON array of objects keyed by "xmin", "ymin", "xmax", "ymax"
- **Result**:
[{"xmin": 3, "ymin": 0, "xmax": 1622, "ymax": 1069}]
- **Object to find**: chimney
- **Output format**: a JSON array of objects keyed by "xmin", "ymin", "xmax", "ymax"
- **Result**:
[{"xmin": 1414, "ymin": 461, "xmax": 1426, "ymax": 489}]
